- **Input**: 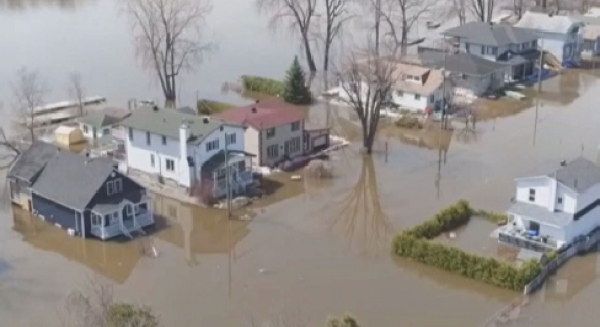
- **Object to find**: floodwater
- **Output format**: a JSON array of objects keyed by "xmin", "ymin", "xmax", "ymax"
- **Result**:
[{"xmin": 2, "ymin": 0, "xmax": 600, "ymax": 326}]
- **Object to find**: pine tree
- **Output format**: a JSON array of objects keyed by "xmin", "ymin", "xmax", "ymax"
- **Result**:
[{"xmin": 282, "ymin": 56, "xmax": 312, "ymax": 105}]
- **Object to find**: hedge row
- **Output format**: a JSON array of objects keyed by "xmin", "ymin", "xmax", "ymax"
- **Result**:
[
  {"xmin": 474, "ymin": 209, "xmax": 509, "ymax": 225},
  {"xmin": 241, "ymin": 75, "xmax": 284, "ymax": 96},
  {"xmin": 393, "ymin": 201, "xmax": 542, "ymax": 291}
]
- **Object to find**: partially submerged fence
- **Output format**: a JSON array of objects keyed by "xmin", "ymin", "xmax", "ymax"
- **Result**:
[{"xmin": 523, "ymin": 228, "xmax": 600, "ymax": 295}]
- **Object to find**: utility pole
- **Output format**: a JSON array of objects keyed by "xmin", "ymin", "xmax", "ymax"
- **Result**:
[
  {"xmin": 533, "ymin": 38, "xmax": 544, "ymax": 146},
  {"xmin": 225, "ymin": 133, "xmax": 232, "ymax": 220},
  {"xmin": 441, "ymin": 36, "xmax": 447, "ymax": 130}
]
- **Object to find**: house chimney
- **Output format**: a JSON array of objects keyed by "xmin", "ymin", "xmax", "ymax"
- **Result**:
[
  {"xmin": 560, "ymin": 160, "xmax": 567, "ymax": 166},
  {"xmin": 251, "ymin": 107, "xmax": 257, "ymax": 113}
]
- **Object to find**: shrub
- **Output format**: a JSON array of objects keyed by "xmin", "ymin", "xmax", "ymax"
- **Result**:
[
  {"xmin": 395, "ymin": 115, "xmax": 423, "ymax": 129},
  {"xmin": 475, "ymin": 209, "xmax": 509, "ymax": 225},
  {"xmin": 197, "ymin": 99, "xmax": 234, "ymax": 116},
  {"xmin": 393, "ymin": 200, "xmax": 542, "ymax": 291},
  {"xmin": 241, "ymin": 75, "xmax": 284, "ymax": 96}
]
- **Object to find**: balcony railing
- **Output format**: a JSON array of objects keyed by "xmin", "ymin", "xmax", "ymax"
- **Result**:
[{"xmin": 498, "ymin": 230, "xmax": 558, "ymax": 253}]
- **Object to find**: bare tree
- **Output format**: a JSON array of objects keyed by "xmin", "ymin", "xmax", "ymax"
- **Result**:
[
  {"xmin": 126, "ymin": 0, "xmax": 214, "ymax": 108},
  {"xmin": 381, "ymin": 0, "xmax": 438, "ymax": 55},
  {"xmin": 511, "ymin": 0, "xmax": 524, "ymax": 20},
  {"xmin": 449, "ymin": 0, "xmax": 467, "ymax": 24},
  {"xmin": 468, "ymin": 0, "xmax": 495, "ymax": 22},
  {"xmin": 68, "ymin": 72, "xmax": 85, "ymax": 117},
  {"xmin": 59, "ymin": 277, "xmax": 160, "ymax": 327},
  {"xmin": 257, "ymin": 0, "xmax": 318, "ymax": 72},
  {"xmin": 320, "ymin": 0, "xmax": 351, "ymax": 72},
  {"xmin": 338, "ymin": 48, "xmax": 395, "ymax": 153},
  {"xmin": 0, "ymin": 127, "xmax": 20, "ymax": 171},
  {"xmin": 11, "ymin": 67, "xmax": 46, "ymax": 142}
]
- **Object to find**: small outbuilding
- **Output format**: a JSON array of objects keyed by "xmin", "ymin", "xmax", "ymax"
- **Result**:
[{"xmin": 54, "ymin": 125, "xmax": 84, "ymax": 146}]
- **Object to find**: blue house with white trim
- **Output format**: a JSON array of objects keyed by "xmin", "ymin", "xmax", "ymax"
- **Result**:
[{"xmin": 8, "ymin": 142, "xmax": 154, "ymax": 240}]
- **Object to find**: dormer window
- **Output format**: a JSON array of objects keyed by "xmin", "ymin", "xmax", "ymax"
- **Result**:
[
  {"xmin": 107, "ymin": 178, "xmax": 123, "ymax": 196},
  {"xmin": 529, "ymin": 188, "xmax": 536, "ymax": 202}
]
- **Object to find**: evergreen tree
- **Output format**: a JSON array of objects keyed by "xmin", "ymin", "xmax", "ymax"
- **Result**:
[{"xmin": 282, "ymin": 56, "xmax": 312, "ymax": 105}]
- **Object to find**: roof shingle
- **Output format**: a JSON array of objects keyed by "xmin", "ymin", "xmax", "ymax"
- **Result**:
[
  {"xmin": 8, "ymin": 141, "xmax": 59, "ymax": 183},
  {"xmin": 215, "ymin": 101, "xmax": 305, "ymax": 130},
  {"xmin": 549, "ymin": 157, "xmax": 600, "ymax": 193}
]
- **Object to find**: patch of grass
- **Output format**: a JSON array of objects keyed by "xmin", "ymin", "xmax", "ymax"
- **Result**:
[
  {"xmin": 241, "ymin": 75, "xmax": 284, "ymax": 97},
  {"xmin": 197, "ymin": 99, "xmax": 235, "ymax": 115}
]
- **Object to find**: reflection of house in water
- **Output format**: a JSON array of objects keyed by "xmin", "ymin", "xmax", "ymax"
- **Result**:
[
  {"xmin": 541, "ymin": 254, "xmax": 600, "ymax": 301},
  {"xmin": 153, "ymin": 196, "xmax": 250, "ymax": 266},
  {"xmin": 12, "ymin": 207, "xmax": 143, "ymax": 284},
  {"xmin": 396, "ymin": 128, "xmax": 454, "ymax": 152}
]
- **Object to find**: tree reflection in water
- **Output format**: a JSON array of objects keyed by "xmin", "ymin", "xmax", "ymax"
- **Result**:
[{"xmin": 328, "ymin": 155, "xmax": 391, "ymax": 255}]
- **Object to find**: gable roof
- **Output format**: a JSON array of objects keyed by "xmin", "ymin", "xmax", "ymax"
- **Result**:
[
  {"xmin": 516, "ymin": 11, "xmax": 583, "ymax": 34},
  {"xmin": 79, "ymin": 107, "xmax": 131, "ymax": 128},
  {"xmin": 443, "ymin": 22, "xmax": 538, "ymax": 46},
  {"xmin": 549, "ymin": 157, "xmax": 600, "ymax": 193},
  {"xmin": 390, "ymin": 62, "xmax": 444, "ymax": 95},
  {"xmin": 7, "ymin": 141, "xmax": 58, "ymax": 184},
  {"xmin": 215, "ymin": 101, "xmax": 305, "ymax": 130},
  {"xmin": 31, "ymin": 151, "xmax": 117, "ymax": 211},
  {"xmin": 414, "ymin": 49, "xmax": 508, "ymax": 76},
  {"xmin": 120, "ymin": 106, "xmax": 240, "ymax": 142}
]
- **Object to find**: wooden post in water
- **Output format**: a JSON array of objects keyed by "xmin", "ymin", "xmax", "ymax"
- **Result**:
[{"xmin": 533, "ymin": 39, "xmax": 545, "ymax": 146}]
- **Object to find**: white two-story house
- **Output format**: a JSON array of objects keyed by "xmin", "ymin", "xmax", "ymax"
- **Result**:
[
  {"xmin": 119, "ymin": 106, "xmax": 253, "ymax": 198},
  {"xmin": 443, "ymin": 22, "xmax": 540, "ymax": 82},
  {"xmin": 503, "ymin": 157, "xmax": 600, "ymax": 251},
  {"xmin": 516, "ymin": 11, "xmax": 584, "ymax": 67}
]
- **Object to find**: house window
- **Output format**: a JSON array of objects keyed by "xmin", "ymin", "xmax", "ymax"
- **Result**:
[
  {"xmin": 113, "ymin": 178, "xmax": 123, "ymax": 193},
  {"xmin": 106, "ymin": 181, "xmax": 114, "ymax": 196},
  {"xmin": 226, "ymin": 133, "xmax": 236, "ymax": 146},
  {"xmin": 481, "ymin": 46, "xmax": 485, "ymax": 55},
  {"xmin": 91, "ymin": 213, "xmax": 102, "ymax": 226},
  {"xmin": 166, "ymin": 159, "xmax": 175, "ymax": 171},
  {"xmin": 532, "ymin": 40, "xmax": 537, "ymax": 48},
  {"xmin": 146, "ymin": 132, "xmax": 151, "ymax": 145},
  {"xmin": 529, "ymin": 188, "xmax": 536, "ymax": 202},
  {"xmin": 465, "ymin": 43, "xmax": 470, "ymax": 53},
  {"xmin": 206, "ymin": 139, "xmax": 219, "ymax": 151},
  {"xmin": 266, "ymin": 128, "xmax": 276, "ymax": 139},
  {"xmin": 414, "ymin": 94, "xmax": 421, "ymax": 100},
  {"xmin": 162, "ymin": 135, "xmax": 167, "ymax": 145},
  {"xmin": 150, "ymin": 154, "xmax": 155, "ymax": 168},
  {"xmin": 487, "ymin": 46, "xmax": 498, "ymax": 55},
  {"xmin": 558, "ymin": 197, "xmax": 563, "ymax": 204},
  {"xmin": 267, "ymin": 144, "xmax": 279, "ymax": 158},
  {"xmin": 111, "ymin": 212, "xmax": 119, "ymax": 224},
  {"xmin": 128, "ymin": 128, "xmax": 133, "ymax": 141},
  {"xmin": 126, "ymin": 204, "xmax": 134, "ymax": 216},
  {"xmin": 290, "ymin": 137, "xmax": 301, "ymax": 153},
  {"xmin": 135, "ymin": 204, "xmax": 140, "ymax": 215},
  {"xmin": 83, "ymin": 125, "xmax": 89, "ymax": 134},
  {"xmin": 429, "ymin": 95, "xmax": 435, "ymax": 103},
  {"xmin": 291, "ymin": 121, "xmax": 301, "ymax": 131},
  {"xmin": 103, "ymin": 128, "xmax": 110, "ymax": 136}
]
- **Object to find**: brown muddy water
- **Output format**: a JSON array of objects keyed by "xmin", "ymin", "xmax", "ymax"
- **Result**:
[{"xmin": 2, "ymin": 0, "xmax": 600, "ymax": 326}]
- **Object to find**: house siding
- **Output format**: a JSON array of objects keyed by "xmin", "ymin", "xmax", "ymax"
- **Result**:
[
  {"xmin": 244, "ymin": 127, "xmax": 261, "ymax": 165},
  {"xmin": 87, "ymin": 172, "xmax": 145, "ymax": 211},
  {"xmin": 259, "ymin": 121, "xmax": 304, "ymax": 167},
  {"xmin": 32, "ymin": 192, "xmax": 78, "ymax": 233},
  {"xmin": 555, "ymin": 183, "xmax": 577, "ymax": 213},
  {"xmin": 191, "ymin": 125, "xmax": 246, "ymax": 180},
  {"xmin": 126, "ymin": 128, "xmax": 181, "ymax": 182},
  {"xmin": 391, "ymin": 91, "xmax": 428, "ymax": 111},
  {"xmin": 516, "ymin": 177, "xmax": 552, "ymax": 207}
]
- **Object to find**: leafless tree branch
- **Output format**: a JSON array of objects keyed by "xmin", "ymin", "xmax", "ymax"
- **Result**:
[
  {"xmin": 126, "ymin": 0, "xmax": 214, "ymax": 108},
  {"xmin": 11, "ymin": 67, "xmax": 46, "ymax": 142},
  {"xmin": 68, "ymin": 72, "xmax": 86, "ymax": 117},
  {"xmin": 468, "ymin": 0, "xmax": 495, "ymax": 22},
  {"xmin": 380, "ymin": 0, "xmax": 438, "ymax": 56}
]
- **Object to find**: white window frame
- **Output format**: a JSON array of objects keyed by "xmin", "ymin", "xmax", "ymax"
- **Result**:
[
  {"xmin": 126, "ymin": 204, "xmax": 134, "ymax": 216},
  {"xmin": 226, "ymin": 133, "xmax": 236, "ymax": 145},
  {"xmin": 114, "ymin": 178, "xmax": 123, "ymax": 193},
  {"xmin": 266, "ymin": 128, "xmax": 276, "ymax": 139},
  {"xmin": 267, "ymin": 145, "xmax": 279, "ymax": 158},
  {"xmin": 166, "ymin": 159, "xmax": 175, "ymax": 171},
  {"xmin": 91, "ymin": 213, "xmax": 102, "ymax": 227},
  {"xmin": 291, "ymin": 121, "xmax": 300, "ymax": 131},
  {"xmin": 135, "ymin": 204, "xmax": 140, "ymax": 215},
  {"xmin": 110, "ymin": 211, "xmax": 119, "ymax": 224},
  {"xmin": 106, "ymin": 181, "xmax": 114, "ymax": 196}
]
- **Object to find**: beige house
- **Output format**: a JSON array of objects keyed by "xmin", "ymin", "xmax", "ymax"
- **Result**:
[{"xmin": 216, "ymin": 101, "xmax": 309, "ymax": 167}]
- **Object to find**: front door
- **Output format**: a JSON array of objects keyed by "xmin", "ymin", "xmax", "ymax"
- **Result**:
[{"xmin": 122, "ymin": 204, "xmax": 134, "ymax": 223}]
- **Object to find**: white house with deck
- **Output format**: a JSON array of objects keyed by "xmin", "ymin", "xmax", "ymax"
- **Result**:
[
  {"xmin": 501, "ymin": 157, "xmax": 600, "ymax": 251},
  {"xmin": 119, "ymin": 106, "xmax": 253, "ymax": 198}
]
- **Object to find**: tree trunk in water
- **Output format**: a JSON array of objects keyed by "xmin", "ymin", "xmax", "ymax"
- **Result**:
[
  {"xmin": 302, "ymin": 33, "xmax": 317, "ymax": 73},
  {"xmin": 164, "ymin": 97, "xmax": 176, "ymax": 109},
  {"xmin": 323, "ymin": 40, "xmax": 331, "ymax": 72}
]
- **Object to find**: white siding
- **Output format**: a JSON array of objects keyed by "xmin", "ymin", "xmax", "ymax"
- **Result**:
[
  {"xmin": 259, "ymin": 121, "xmax": 304, "ymax": 167},
  {"xmin": 125, "ymin": 129, "xmax": 181, "ymax": 182},
  {"xmin": 391, "ymin": 91, "xmax": 428, "ymax": 112},
  {"xmin": 244, "ymin": 127, "xmax": 260, "ymax": 165},
  {"xmin": 556, "ymin": 184, "xmax": 577, "ymax": 213},
  {"xmin": 564, "ymin": 206, "xmax": 600, "ymax": 242},
  {"xmin": 576, "ymin": 183, "xmax": 600, "ymax": 210},
  {"xmin": 515, "ymin": 177, "xmax": 552, "ymax": 208}
]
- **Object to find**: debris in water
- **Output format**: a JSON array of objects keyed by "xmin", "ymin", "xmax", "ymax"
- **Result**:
[
  {"xmin": 291, "ymin": 175, "xmax": 302, "ymax": 181},
  {"xmin": 449, "ymin": 232, "xmax": 457, "ymax": 239}
]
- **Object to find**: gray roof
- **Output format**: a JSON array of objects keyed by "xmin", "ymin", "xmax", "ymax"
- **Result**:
[
  {"xmin": 443, "ymin": 22, "xmax": 539, "ymax": 46},
  {"xmin": 79, "ymin": 107, "xmax": 130, "ymax": 128},
  {"xmin": 508, "ymin": 201, "xmax": 573, "ymax": 227},
  {"xmin": 415, "ymin": 49, "xmax": 508, "ymax": 76},
  {"xmin": 177, "ymin": 106, "xmax": 197, "ymax": 116},
  {"xmin": 120, "ymin": 106, "xmax": 238, "ymax": 142},
  {"xmin": 549, "ymin": 157, "xmax": 600, "ymax": 193},
  {"xmin": 7, "ymin": 141, "xmax": 58, "ymax": 183},
  {"xmin": 31, "ymin": 151, "xmax": 116, "ymax": 211}
]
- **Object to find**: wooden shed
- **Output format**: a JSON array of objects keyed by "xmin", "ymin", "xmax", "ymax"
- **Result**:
[{"xmin": 54, "ymin": 125, "xmax": 84, "ymax": 146}]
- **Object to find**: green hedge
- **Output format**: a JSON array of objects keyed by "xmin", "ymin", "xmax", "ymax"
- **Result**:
[
  {"xmin": 474, "ymin": 209, "xmax": 509, "ymax": 225},
  {"xmin": 241, "ymin": 75, "xmax": 284, "ymax": 96},
  {"xmin": 393, "ymin": 201, "xmax": 542, "ymax": 291},
  {"xmin": 197, "ymin": 99, "xmax": 234, "ymax": 116}
]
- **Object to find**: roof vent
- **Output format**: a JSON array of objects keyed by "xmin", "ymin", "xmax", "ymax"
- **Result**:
[
  {"xmin": 560, "ymin": 160, "xmax": 567, "ymax": 167},
  {"xmin": 153, "ymin": 105, "xmax": 159, "ymax": 112},
  {"xmin": 251, "ymin": 107, "xmax": 257, "ymax": 113},
  {"xmin": 202, "ymin": 117, "xmax": 209, "ymax": 124}
]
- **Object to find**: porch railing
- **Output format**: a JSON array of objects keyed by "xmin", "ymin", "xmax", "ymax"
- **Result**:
[
  {"xmin": 90, "ymin": 213, "xmax": 153, "ymax": 240},
  {"xmin": 498, "ymin": 231, "xmax": 557, "ymax": 252}
]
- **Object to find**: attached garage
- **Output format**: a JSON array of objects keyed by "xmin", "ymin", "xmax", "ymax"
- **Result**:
[
  {"xmin": 55, "ymin": 125, "xmax": 84, "ymax": 146},
  {"xmin": 304, "ymin": 124, "xmax": 330, "ymax": 153}
]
